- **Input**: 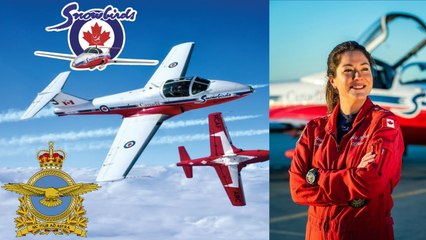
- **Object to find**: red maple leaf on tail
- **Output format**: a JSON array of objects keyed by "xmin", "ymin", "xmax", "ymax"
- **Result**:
[{"xmin": 83, "ymin": 22, "xmax": 111, "ymax": 46}]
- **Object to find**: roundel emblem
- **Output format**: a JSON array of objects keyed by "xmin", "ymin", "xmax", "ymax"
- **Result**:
[
  {"xmin": 168, "ymin": 62, "xmax": 178, "ymax": 68},
  {"xmin": 69, "ymin": 18, "xmax": 125, "ymax": 59},
  {"xmin": 99, "ymin": 105, "xmax": 110, "ymax": 112},
  {"xmin": 26, "ymin": 170, "xmax": 76, "ymax": 222},
  {"xmin": 124, "ymin": 141, "xmax": 136, "ymax": 148}
]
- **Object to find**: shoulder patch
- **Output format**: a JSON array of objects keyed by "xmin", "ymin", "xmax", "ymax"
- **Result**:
[
  {"xmin": 386, "ymin": 118, "xmax": 395, "ymax": 128},
  {"xmin": 373, "ymin": 105, "xmax": 390, "ymax": 113},
  {"xmin": 382, "ymin": 117, "xmax": 398, "ymax": 129}
]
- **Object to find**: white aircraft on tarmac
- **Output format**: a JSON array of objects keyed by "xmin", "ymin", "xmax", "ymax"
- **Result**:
[{"xmin": 22, "ymin": 42, "xmax": 254, "ymax": 182}]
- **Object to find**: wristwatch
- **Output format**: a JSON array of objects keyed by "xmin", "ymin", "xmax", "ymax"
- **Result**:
[
  {"xmin": 349, "ymin": 199, "xmax": 367, "ymax": 208},
  {"xmin": 306, "ymin": 168, "xmax": 318, "ymax": 185}
]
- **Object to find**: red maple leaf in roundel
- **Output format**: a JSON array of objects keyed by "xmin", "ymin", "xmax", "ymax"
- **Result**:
[{"xmin": 83, "ymin": 22, "xmax": 111, "ymax": 46}]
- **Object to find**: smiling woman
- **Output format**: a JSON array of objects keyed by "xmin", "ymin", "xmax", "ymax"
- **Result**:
[
  {"xmin": 325, "ymin": 41, "xmax": 375, "ymax": 114},
  {"xmin": 289, "ymin": 41, "xmax": 405, "ymax": 240}
]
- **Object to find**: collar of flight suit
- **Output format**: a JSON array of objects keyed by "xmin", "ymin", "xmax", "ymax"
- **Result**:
[{"xmin": 325, "ymin": 97, "xmax": 375, "ymax": 137}]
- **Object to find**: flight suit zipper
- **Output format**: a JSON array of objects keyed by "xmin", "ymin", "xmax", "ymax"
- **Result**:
[
  {"xmin": 324, "ymin": 132, "xmax": 341, "ymax": 238},
  {"xmin": 331, "ymin": 132, "xmax": 351, "ymax": 155},
  {"xmin": 330, "ymin": 133, "xmax": 340, "ymax": 153},
  {"xmin": 322, "ymin": 207, "xmax": 330, "ymax": 239}
]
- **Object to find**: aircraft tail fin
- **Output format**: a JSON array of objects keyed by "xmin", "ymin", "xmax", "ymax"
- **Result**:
[
  {"xmin": 177, "ymin": 146, "xmax": 193, "ymax": 178},
  {"xmin": 209, "ymin": 112, "xmax": 239, "ymax": 156},
  {"xmin": 21, "ymin": 71, "xmax": 71, "ymax": 120},
  {"xmin": 52, "ymin": 92, "xmax": 89, "ymax": 107}
]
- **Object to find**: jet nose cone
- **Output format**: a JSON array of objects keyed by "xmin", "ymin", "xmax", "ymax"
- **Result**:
[
  {"xmin": 260, "ymin": 150, "xmax": 270, "ymax": 161},
  {"xmin": 249, "ymin": 85, "xmax": 255, "ymax": 93},
  {"xmin": 210, "ymin": 80, "xmax": 254, "ymax": 94}
]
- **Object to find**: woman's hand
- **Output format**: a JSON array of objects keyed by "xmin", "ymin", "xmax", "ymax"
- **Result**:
[{"xmin": 357, "ymin": 152, "xmax": 376, "ymax": 168}]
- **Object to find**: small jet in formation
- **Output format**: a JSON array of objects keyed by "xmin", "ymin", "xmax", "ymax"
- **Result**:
[
  {"xmin": 22, "ymin": 42, "xmax": 254, "ymax": 182},
  {"xmin": 34, "ymin": 46, "xmax": 159, "ymax": 71},
  {"xmin": 177, "ymin": 112, "xmax": 269, "ymax": 206}
]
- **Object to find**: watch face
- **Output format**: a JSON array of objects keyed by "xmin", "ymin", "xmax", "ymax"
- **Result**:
[
  {"xmin": 306, "ymin": 172, "xmax": 315, "ymax": 184},
  {"xmin": 349, "ymin": 199, "xmax": 366, "ymax": 208}
]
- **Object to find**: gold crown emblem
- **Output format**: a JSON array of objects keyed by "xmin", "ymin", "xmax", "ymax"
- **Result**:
[{"xmin": 36, "ymin": 141, "xmax": 66, "ymax": 169}]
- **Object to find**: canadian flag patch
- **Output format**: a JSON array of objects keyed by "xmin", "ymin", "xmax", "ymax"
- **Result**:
[{"xmin": 386, "ymin": 118, "xmax": 395, "ymax": 128}]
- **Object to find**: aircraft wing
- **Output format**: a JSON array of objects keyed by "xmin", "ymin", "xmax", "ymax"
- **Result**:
[
  {"xmin": 144, "ymin": 42, "xmax": 194, "ymax": 88},
  {"xmin": 269, "ymin": 105, "xmax": 326, "ymax": 132},
  {"xmin": 209, "ymin": 112, "xmax": 235, "ymax": 156},
  {"xmin": 34, "ymin": 51, "xmax": 75, "ymax": 61},
  {"xmin": 214, "ymin": 164, "xmax": 246, "ymax": 206},
  {"xmin": 96, "ymin": 114, "xmax": 169, "ymax": 182},
  {"xmin": 269, "ymin": 119, "xmax": 309, "ymax": 133},
  {"xmin": 21, "ymin": 71, "xmax": 71, "ymax": 120},
  {"xmin": 108, "ymin": 58, "xmax": 159, "ymax": 66}
]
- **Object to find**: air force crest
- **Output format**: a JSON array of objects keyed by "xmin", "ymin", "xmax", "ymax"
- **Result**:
[{"xmin": 2, "ymin": 142, "xmax": 100, "ymax": 237}]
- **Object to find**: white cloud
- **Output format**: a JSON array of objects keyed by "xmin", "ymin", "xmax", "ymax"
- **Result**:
[
  {"xmin": 0, "ymin": 128, "xmax": 118, "ymax": 146},
  {"xmin": 162, "ymin": 114, "xmax": 262, "ymax": 129},
  {"xmin": 0, "ymin": 107, "xmax": 54, "ymax": 123},
  {"xmin": 0, "ymin": 129, "xmax": 268, "ymax": 157},
  {"xmin": 0, "ymin": 164, "xmax": 269, "ymax": 240},
  {"xmin": 152, "ymin": 129, "xmax": 269, "ymax": 145},
  {"xmin": 250, "ymin": 84, "xmax": 269, "ymax": 89},
  {"xmin": 0, "ymin": 114, "xmax": 262, "ymax": 147}
]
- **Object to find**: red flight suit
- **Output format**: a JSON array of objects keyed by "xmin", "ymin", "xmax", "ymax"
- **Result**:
[{"xmin": 289, "ymin": 98, "xmax": 404, "ymax": 240}]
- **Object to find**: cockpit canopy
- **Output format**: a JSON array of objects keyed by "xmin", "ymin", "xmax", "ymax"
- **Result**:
[
  {"xmin": 358, "ymin": 13, "xmax": 426, "ymax": 69},
  {"xmin": 162, "ymin": 76, "xmax": 210, "ymax": 98},
  {"xmin": 357, "ymin": 13, "xmax": 426, "ymax": 89},
  {"xmin": 83, "ymin": 47, "xmax": 103, "ymax": 54}
]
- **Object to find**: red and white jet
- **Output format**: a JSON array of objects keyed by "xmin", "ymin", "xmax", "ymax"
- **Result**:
[
  {"xmin": 34, "ymin": 46, "xmax": 159, "ymax": 71},
  {"xmin": 177, "ymin": 112, "xmax": 269, "ymax": 206},
  {"xmin": 22, "ymin": 42, "xmax": 254, "ymax": 182}
]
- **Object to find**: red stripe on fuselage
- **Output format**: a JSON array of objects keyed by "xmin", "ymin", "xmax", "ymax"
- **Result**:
[
  {"xmin": 75, "ymin": 56, "xmax": 109, "ymax": 69},
  {"xmin": 55, "ymin": 95, "xmax": 246, "ymax": 118}
]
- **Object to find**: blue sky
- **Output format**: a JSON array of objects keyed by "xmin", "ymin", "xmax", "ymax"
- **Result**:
[
  {"xmin": 271, "ymin": 0, "xmax": 426, "ymax": 82},
  {"xmin": 0, "ymin": 0, "xmax": 269, "ymax": 169},
  {"xmin": 0, "ymin": 1, "xmax": 269, "ymax": 239}
]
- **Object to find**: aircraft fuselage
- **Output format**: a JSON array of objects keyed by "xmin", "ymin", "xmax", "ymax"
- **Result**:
[
  {"xmin": 181, "ymin": 150, "xmax": 269, "ymax": 168},
  {"xmin": 72, "ymin": 52, "xmax": 110, "ymax": 69},
  {"xmin": 54, "ymin": 79, "xmax": 253, "ymax": 118}
]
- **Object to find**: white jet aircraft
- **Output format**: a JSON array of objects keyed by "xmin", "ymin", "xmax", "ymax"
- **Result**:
[
  {"xmin": 35, "ymin": 46, "xmax": 159, "ymax": 71},
  {"xmin": 22, "ymin": 42, "xmax": 254, "ymax": 182}
]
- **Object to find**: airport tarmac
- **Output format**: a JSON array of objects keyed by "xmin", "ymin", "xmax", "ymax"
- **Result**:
[{"xmin": 270, "ymin": 146, "xmax": 426, "ymax": 240}]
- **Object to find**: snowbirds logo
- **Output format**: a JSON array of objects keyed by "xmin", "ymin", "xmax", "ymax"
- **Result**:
[
  {"xmin": 46, "ymin": 2, "xmax": 136, "ymax": 59},
  {"xmin": 34, "ymin": 2, "xmax": 159, "ymax": 71}
]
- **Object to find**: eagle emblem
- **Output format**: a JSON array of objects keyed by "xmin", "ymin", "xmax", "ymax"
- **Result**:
[
  {"xmin": 3, "ymin": 183, "xmax": 100, "ymax": 207},
  {"xmin": 1, "ymin": 142, "xmax": 101, "ymax": 237}
]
